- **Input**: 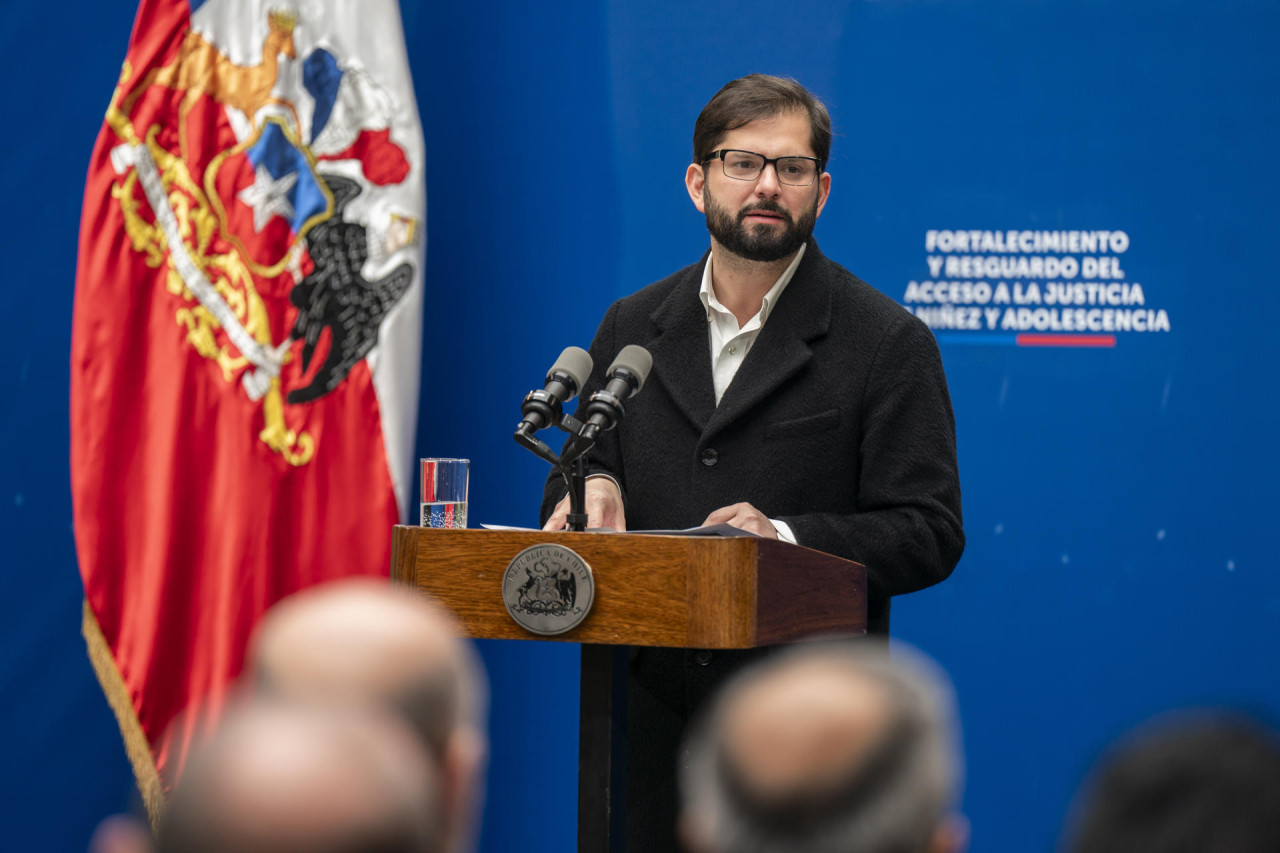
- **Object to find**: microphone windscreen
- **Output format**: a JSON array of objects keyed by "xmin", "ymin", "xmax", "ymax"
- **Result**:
[
  {"xmin": 608, "ymin": 345, "xmax": 654, "ymax": 392},
  {"xmin": 548, "ymin": 346, "xmax": 594, "ymax": 394}
]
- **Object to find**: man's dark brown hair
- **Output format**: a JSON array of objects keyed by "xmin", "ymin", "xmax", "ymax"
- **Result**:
[{"xmin": 692, "ymin": 74, "xmax": 833, "ymax": 170}]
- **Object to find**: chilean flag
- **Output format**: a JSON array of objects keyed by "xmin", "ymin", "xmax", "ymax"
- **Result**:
[{"xmin": 70, "ymin": 0, "xmax": 424, "ymax": 815}]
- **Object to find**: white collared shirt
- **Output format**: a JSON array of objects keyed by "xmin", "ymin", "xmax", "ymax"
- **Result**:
[
  {"xmin": 699, "ymin": 243, "xmax": 807, "ymax": 405},
  {"xmin": 695, "ymin": 244, "xmax": 807, "ymax": 543},
  {"xmin": 587, "ymin": 246, "xmax": 805, "ymax": 542}
]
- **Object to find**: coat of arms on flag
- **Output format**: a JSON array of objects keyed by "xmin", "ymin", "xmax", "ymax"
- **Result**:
[{"xmin": 70, "ymin": 0, "xmax": 425, "ymax": 816}]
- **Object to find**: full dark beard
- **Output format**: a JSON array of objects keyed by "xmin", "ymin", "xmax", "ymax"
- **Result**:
[{"xmin": 703, "ymin": 189, "xmax": 818, "ymax": 263}]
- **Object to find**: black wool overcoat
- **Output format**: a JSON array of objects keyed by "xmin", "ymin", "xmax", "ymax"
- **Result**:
[{"xmin": 541, "ymin": 239, "xmax": 964, "ymax": 636}]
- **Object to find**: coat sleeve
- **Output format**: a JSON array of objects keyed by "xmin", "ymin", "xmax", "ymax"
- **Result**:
[
  {"xmin": 538, "ymin": 299, "xmax": 628, "ymax": 525},
  {"xmin": 778, "ymin": 314, "xmax": 964, "ymax": 600}
]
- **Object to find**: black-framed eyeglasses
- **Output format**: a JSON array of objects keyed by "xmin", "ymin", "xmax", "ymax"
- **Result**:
[{"xmin": 703, "ymin": 149, "xmax": 821, "ymax": 187}]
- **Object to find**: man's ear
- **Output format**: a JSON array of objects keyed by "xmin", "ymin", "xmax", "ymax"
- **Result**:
[
  {"xmin": 929, "ymin": 813, "xmax": 970, "ymax": 853},
  {"xmin": 686, "ymin": 163, "xmax": 707, "ymax": 213},
  {"xmin": 89, "ymin": 815, "xmax": 154, "ymax": 853},
  {"xmin": 815, "ymin": 170, "xmax": 831, "ymax": 218},
  {"xmin": 677, "ymin": 810, "xmax": 715, "ymax": 853},
  {"xmin": 443, "ymin": 729, "xmax": 488, "ymax": 852}
]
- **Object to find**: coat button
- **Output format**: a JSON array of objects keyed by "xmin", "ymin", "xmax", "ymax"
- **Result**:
[
  {"xmin": 693, "ymin": 650, "xmax": 713, "ymax": 666},
  {"xmin": 701, "ymin": 448, "xmax": 718, "ymax": 467}
]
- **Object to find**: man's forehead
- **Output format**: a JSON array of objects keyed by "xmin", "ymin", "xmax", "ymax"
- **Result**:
[{"xmin": 714, "ymin": 110, "xmax": 814, "ymax": 156}]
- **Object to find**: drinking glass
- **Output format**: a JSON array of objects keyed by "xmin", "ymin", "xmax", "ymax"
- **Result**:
[{"xmin": 420, "ymin": 458, "xmax": 469, "ymax": 528}]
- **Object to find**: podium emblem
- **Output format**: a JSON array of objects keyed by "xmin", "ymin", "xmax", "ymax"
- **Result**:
[{"xmin": 502, "ymin": 544, "xmax": 595, "ymax": 635}]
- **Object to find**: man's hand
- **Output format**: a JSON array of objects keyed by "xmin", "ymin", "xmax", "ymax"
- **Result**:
[
  {"xmin": 701, "ymin": 502, "xmax": 778, "ymax": 538},
  {"xmin": 542, "ymin": 477, "xmax": 627, "ymax": 531}
]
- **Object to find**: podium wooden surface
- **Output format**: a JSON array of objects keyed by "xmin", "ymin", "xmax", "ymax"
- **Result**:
[
  {"xmin": 390, "ymin": 526, "xmax": 867, "ymax": 647},
  {"xmin": 390, "ymin": 525, "xmax": 867, "ymax": 851}
]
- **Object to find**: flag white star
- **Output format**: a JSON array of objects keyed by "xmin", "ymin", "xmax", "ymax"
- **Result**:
[{"xmin": 237, "ymin": 164, "xmax": 298, "ymax": 232}]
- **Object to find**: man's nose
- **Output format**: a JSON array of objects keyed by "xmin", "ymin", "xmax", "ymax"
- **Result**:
[{"xmin": 754, "ymin": 162, "xmax": 782, "ymax": 196}]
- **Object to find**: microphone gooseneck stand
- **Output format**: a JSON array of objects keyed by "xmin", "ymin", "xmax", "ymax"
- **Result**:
[
  {"xmin": 514, "ymin": 414, "xmax": 595, "ymax": 532},
  {"xmin": 562, "ymin": 454, "xmax": 589, "ymax": 532}
]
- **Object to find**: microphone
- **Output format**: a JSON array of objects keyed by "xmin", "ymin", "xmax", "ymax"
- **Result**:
[
  {"xmin": 580, "ymin": 345, "xmax": 653, "ymax": 439},
  {"xmin": 517, "ymin": 346, "xmax": 594, "ymax": 435}
]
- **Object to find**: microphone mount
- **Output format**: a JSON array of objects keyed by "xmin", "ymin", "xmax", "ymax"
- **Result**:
[
  {"xmin": 513, "ymin": 345, "xmax": 651, "ymax": 531},
  {"xmin": 513, "ymin": 410, "xmax": 597, "ymax": 531}
]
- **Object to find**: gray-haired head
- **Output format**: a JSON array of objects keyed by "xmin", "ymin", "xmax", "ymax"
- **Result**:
[
  {"xmin": 158, "ymin": 698, "xmax": 443, "ymax": 853},
  {"xmin": 679, "ymin": 639, "xmax": 965, "ymax": 853},
  {"xmin": 248, "ymin": 579, "xmax": 489, "ymax": 853}
]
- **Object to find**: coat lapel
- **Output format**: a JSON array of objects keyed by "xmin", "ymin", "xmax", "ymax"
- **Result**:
[
  {"xmin": 646, "ymin": 255, "xmax": 716, "ymax": 432},
  {"xmin": 704, "ymin": 243, "xmax": 833, "ymax": 442}
]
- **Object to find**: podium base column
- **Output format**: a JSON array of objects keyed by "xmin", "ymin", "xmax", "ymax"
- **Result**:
[{"xmin": 578, "ymin": 644, "xmax": 628, "ymax": 852}]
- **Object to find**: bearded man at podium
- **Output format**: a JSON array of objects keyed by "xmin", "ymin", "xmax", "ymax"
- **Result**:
[{"xmin": 541, "ymin": 74, "xmax": 964, "ymax": 850}]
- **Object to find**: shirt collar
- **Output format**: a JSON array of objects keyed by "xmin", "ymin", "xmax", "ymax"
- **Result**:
[{"xmin": 698, "ymin": 242, "xmax": 807, "ymax": 325}]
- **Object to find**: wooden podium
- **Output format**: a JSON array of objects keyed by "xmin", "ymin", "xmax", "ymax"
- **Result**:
[{"xmin": 390, "ymin": 526, "xmax": 867, "ymax": 850}]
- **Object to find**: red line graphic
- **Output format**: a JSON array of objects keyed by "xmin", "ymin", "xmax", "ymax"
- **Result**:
[{"xmin": 1016, "ymin": 334, "xmax": 1116, "ymax": 348}]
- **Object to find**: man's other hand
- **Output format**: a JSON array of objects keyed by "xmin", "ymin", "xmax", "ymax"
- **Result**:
[
  {"xmin": 542, "ymin": 477, "xmax": 627, "ymax": 531},
  {"xmin": 701, "ymin": 502, "xmax": 779, "ymax": 538}
]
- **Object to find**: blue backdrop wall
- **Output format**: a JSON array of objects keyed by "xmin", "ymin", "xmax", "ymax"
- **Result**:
[{"xmin": 2, "ymin": 1, "xmax": 1277, "ymax": 850}]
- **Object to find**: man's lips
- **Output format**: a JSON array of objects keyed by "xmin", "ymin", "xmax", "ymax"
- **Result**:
[{"xmin": 741, "ymin": 208, "xmax": 787, "ymax": 224}]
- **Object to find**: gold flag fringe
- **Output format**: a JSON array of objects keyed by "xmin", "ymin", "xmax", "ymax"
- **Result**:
[{"xmin": 82, "ymin": 600, "xmax": 166, "ymax": 831}]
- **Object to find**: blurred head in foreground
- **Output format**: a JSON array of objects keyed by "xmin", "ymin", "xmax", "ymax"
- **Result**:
[
  {"xmin": 679, "ymin": 639, "xmax": 966, "ymax": 853},
  {"xmin": 1060, "ymin": 710, "xmax": 1280, "ymax": 853},
  {"xmin": 158, "ymin": 698, "xmax": 441, "ymax": 853},
  {"xmin": 249, "ymin": 579, "xmax": 488, "ymax": 853}
]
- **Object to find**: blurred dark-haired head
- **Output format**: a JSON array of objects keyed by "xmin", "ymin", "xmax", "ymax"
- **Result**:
[{"xmin": 1060, "ymin": 710, "xmax": 1280, "ymax": 853}]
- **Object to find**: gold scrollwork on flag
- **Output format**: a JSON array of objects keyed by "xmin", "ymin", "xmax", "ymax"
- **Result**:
[{"xmin": 104, "ymin": 45, "xmax": 316, "ymax": 468}]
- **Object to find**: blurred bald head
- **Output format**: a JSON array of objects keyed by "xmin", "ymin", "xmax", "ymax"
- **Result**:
[
  {"xmin": 251, "ymin": 580, "xmax": 485, "ymax": 754},
  {"xmin": 249, "ymin": 580, "xmax": 488, "ymax": 852},
  {"xmin": 158, "ymin": 699, "xmax": 441, "ymax": 853},
  {"xmin": 680, "ymin": 640, "xmax": 965, "ymax": 853},
  {"xmin": 722, "ymin": 655, "xmax": 893, "ymax": 810}
]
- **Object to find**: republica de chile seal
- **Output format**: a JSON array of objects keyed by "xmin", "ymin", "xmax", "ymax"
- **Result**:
[{"xmin": 502, "ymin": 544, "xmax": 595, "ymax": 635}]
